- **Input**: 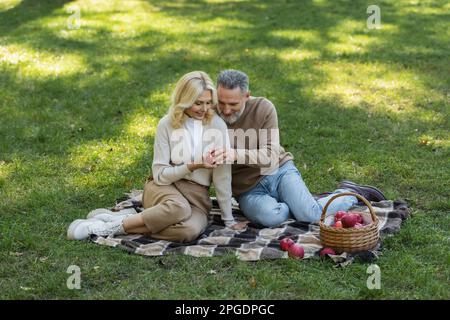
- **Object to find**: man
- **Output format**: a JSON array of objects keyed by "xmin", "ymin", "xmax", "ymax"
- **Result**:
[{"xmin": 213, "ymin": 70, "xmax": 386, "ymax": 227}]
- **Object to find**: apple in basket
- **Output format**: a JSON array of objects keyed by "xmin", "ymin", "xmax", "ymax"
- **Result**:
[
  {"xmin": 280, "ymin": 237, "xmax": 295, "ymax": 251},
  {"xmin": 348, "ymin": 212, "xmax": 364, "ymax": 224},
  {"xmin": 341, "ymin": 214, "xmax": 359, "ymax": 228},
  {"xmin": 334, "ymin": 211, "xmax": 346, "ymax": 222},
  {"xmin": 288, "ymin": 244, "xmax": 305, "ymax": 259},
  {"xmin": 333, "ymin": 220, "xmax": 343, "ymax": 228}
]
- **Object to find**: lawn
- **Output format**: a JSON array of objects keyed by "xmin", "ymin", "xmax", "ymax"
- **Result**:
[{"xmin": 0, "ymin": 0, "xmax": 449, "ymax": 299}]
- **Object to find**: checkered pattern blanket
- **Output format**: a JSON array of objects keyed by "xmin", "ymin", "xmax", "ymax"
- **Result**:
[{"xmin": 90, "ymin": 190, "xmax": 410, "ymax": 266}]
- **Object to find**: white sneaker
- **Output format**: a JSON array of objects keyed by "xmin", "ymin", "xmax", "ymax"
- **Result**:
[
  {"xmin": 67, "ymin": 219, "xmax": 125, "ymax": 240},
  {"xmin": 89, "ymin": 213, "xmax": 132, "ymax": 223},
  {"xmin": 86, "ymin": 208, "xmax": 136, "ymax": 220}
]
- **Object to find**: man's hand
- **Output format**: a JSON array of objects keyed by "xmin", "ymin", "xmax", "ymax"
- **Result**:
[
  {"xmin": 202, "ymin": 149, "xmax": 217, "ymax": 168},
  {"xmin": 212, "ymin": 148, "xmax": 236, "ymax": 164}
]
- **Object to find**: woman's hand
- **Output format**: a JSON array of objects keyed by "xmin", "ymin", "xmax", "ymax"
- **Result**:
[{"xmin": 187, "ymin": 150, "xmax": 217, "ymax": 172}]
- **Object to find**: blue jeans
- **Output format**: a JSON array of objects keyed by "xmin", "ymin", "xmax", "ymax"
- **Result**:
[{"xmin": 237, "ymin": 161, "xmax": 358, "ymax": 227}]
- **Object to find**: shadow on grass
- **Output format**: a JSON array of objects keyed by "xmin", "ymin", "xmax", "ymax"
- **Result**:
[
  {"xmin": 1, "ymin": 1, "xmax": 447, "ymax": 144},
  {"xmin": 0, "ymin": 0, "xmax": 71, "ymax": 34}
]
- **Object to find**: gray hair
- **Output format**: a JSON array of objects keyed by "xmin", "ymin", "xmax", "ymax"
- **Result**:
[{"xmin": 217, "ymin": 70, "xmax": 249, "ymax": 93}]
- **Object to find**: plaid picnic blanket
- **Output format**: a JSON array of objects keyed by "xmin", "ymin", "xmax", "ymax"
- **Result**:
[{"xmin": 90, "ymin": 190, "xmax": 411, "ymax": 266}]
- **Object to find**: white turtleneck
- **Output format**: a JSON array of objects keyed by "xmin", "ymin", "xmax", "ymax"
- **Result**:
[{"xmin": 151, "ymin": 113, "xmax": 235, "ymax": 226}]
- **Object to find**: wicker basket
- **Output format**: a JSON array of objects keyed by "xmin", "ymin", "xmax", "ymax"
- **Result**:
[{"xmin": 319, "ymin": 192, "xmax": 379, "ymax": 254}]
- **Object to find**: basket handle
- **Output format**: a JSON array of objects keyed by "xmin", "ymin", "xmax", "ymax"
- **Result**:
[{"xmin": 320, "ymin": 192, "xmax": 378, "ymax": 223}]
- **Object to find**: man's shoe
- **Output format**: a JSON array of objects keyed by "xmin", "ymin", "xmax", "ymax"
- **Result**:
[
  {"xmin": 67, "ymin": 219, "xmax": 125, "ymax": 240},
  {"xmin": 337, "ymin": 180, "xmax": 387, "ymax": 202}
]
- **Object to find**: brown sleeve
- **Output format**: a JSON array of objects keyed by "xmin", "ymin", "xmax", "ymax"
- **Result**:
[{"xmin": 234, "ymin": 99, "xmax": 281, "ymax": 170}]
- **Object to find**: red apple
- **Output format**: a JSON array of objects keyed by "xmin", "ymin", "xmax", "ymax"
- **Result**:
[
  {"xmin": 333, "ymin": 221, "xmax": 343, "ymax": 228},
  {"xmin": 348, "ymin": 212, "xmax": 364, "ymax": 224},
  {"xmin": 354, "ymin": 223, "xmax": 364, "ymax": 228},
  {"xmin": 341, "ymin": 214, "xmax": 359, "ymax": 228},
  {"xmin": 280, "ymin": 237, "xmax": 295, "ymax": 251},
  {"xmin": 334, "ymin": 211, "xmax": 346, "ymax": 222},
  {"xmin": 320, "ymin": 247, "xmax": 336, "ymax": 257},
  {"xmin": 288, "ymin": 244, "xmax": 305, "ymax": 259}
]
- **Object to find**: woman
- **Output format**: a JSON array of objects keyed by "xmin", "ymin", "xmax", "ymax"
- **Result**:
[{"xmin": 67, "ymin": 71, "xmax": 245, "ymax": 242}]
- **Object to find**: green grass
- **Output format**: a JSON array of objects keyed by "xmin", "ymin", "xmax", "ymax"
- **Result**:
[{"xmin": 0, "ymin": 0, "xmax": 449, "ymax": 299}]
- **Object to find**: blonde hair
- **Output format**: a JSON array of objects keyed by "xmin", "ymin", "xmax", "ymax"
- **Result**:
[{"xmin": 169, "ymin": 71, "xmax": 217, "ymax": 128}]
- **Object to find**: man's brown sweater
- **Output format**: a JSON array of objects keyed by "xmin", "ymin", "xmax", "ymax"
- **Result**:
[{"xmin": 227, "ymin": 97, "xmax": 294, "ymax": 197}]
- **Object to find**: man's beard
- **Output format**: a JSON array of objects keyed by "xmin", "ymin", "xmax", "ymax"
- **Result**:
[{"xmin": 218, "ymin": 107, "xmax": 245, "ymax": 125}]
